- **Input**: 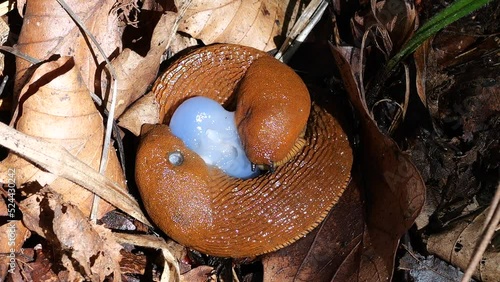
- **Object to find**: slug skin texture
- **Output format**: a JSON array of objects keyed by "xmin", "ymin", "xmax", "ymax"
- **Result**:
[
  {"xmin": 136, "ymin": 44, "xmax": 353, "ymax": 258},
  {"xmin": 235, "ymin": 56, "xmax": 311, "ymax": 166}
]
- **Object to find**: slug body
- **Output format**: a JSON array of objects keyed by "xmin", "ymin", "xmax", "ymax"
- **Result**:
[
  {"xmin": 136, "ymin": 44, "xmax": 352, "ymax": 258},
  {"xmin": 235, "ymin": 56, "xmax": 310, "ymax": 166}
]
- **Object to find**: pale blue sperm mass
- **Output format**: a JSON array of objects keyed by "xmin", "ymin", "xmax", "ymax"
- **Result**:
[{"xmin": 169, "ymin": 96, "xmax": 260, "ymax": 179}]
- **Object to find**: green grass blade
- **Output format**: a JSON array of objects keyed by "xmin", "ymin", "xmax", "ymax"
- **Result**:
[{"xmin": 386, "ymin": 0, "xmax": 493, "ymax": 72}]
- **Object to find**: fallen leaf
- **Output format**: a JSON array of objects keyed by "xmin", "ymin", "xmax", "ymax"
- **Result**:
[
  {"xmin": 399, "ymin": 252, "xmax": 477, "ymax": 282},
  {"xmin": 15, "ymin": 0, "xmax": 122, "ymax": 96},
  {"xmin": 0, "ymin": 218, "xmax": 30, "ymax": 280},
  {"xmin": 262, "ymin": 176, "xmax": 363, "ymax": 281},
  {"xmin": 331, "ymin": 45, "xmax": 425, "ymax": 281},
  {"xmin": 21, "ymin": 188, "xmax": 123, "ymax": 281},
  {"xmin": 427, "ymin": 208, "xmax": 500, "ymax": 282},
  {"xmin": 106, "ymin": 12, "xmax": 176, "ymax": 117},
  {"xmin": 118, "ymin": 91, "xmax": 160, "ymax": 136},
  {"xmin": 177, "ymin": 0, "xmax": 297, "ymax": 51},
  {"xmin": 1, "ymin": 56, "xmax": 125, "ymax": 217},
  {"xmin": 21, "ymin": 248, "xmax": 59, "ymax": 282}
]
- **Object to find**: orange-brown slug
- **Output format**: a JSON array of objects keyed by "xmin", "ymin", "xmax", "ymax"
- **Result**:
[
  {"xmin": 235, "ymin": 55, "xmax": 310, "ymax": 167},
  {"xmin": 136, "ymin": 44, "xmax": 352, "ymax": 258}
]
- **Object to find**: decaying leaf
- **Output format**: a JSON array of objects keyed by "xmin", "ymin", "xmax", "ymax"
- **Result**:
[
  {"xmin": 351, "ymin": 0, "xmax": 417, "ymax": 55},
  {"xmin": 15, "ymin": 0, "xmax": 122, "ymax": 96},
  {"xmin": 399, "ymin": 252, "xmax": 476, "ymax": 282},
  {"xmin": 177, "ymin": 0, "xmax": 299, "ymax": 51},
  {"xmin": 1, "ymin": 56, "xmax": 125, "ymax": 217},
  {"xmin": 118, "ymin": 91, "xmax": 160, "ymax": 136},
  {"xmin": 0, "ymin": 199, "xmax": 31, "ymax": 280},
  {"xmin": 106, "ymin": 12, "xmax": 176, "ymax": 117},
  {"xmin": 331, "ymin": 45, "xmax": 425, "ymax": 281},
  {"xmin": 22, "ymin": 188, "xmax": 123, "ymax": 281},
  {"xmin": 427, "ymin": 208, "xmax": 500, "ymax": 282},
  {"xmin": 262, "ymin": 177, "xmax": 363, "ymax": 281},
  {"xmin": 180, "ymin": 265, "xmax": 215, "ymax": 282}
]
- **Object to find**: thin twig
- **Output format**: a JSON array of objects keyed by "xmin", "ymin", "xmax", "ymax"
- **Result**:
[
  {"xmin": 461, "ymin": 182, "xmax": 500, "ymax": 282},
  {"xmin": 55, "ymin": 0, "xmax": 120, "ymax": 222},
  {"xmin": 0, "ymin": 121, "xmax": 151, "ymax": 225},
  {"xmin": 275, "ymin": 0, "xmax": 326, "ymax": 62},
  {"xmin": 0, "ymin": 46, "xmax": 41, "ymax": 64},
  {"xmin": 278, "ymin": 0, "xmax": 328, "ymax": 63}
]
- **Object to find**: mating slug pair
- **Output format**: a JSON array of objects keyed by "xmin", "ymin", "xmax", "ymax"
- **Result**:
[{"xmin": 135, "ymin": 44, "xmax": 353, "ymax": 258}]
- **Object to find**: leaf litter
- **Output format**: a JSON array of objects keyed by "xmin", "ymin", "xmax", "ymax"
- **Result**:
[{"xmin": 0, "ymin": 0, "xmax": 497, "ymax": 281}]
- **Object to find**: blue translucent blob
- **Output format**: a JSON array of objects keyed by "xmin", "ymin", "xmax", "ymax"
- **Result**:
[{"xmin": 169, "ymin": 96, "xmax": 260, "ymax": 179}]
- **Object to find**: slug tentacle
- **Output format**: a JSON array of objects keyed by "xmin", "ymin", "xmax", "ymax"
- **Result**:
[{"xmin": 136, "ymin": 44, "xmax": 353, "ymax": 258}]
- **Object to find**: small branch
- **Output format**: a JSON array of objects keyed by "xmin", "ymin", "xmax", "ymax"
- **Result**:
[
  {"xmin": 0, "ymin": 121, "xmax": 151, "ymax": 226},
  {"xmin": 55, "ymin": 0, "xmax": 120, "ymax": 222}
]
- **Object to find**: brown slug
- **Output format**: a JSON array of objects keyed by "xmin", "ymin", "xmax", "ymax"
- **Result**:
[{"xmin": 135, "ymin": 44, "xmax": 353, "ymax": 258}]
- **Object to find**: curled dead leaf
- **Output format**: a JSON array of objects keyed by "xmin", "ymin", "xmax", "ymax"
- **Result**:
[
  {"xmin": 21, "ymin": 188, "xmax": 123, "ymax": 281},
  {"xmin": 331, "ymin": 45, "xmax": 425, "ymax": 280},
  {"xmin": 15, "ymin": 0, "xmax": 122, "ymax": 96},
  {"xmin": 118, "ymin": 91, "xmax": 160, "ymax": 136},
  {"xmin": 177, "ymin": 0, "xmax": 298, "ymax": 51},
  {"xmin": 107, "ymin": 12, "xmax": 176, "ymax": 117},
  {"xmin": 1, "ymin": 56, "xmax": 125, "ymax": 217},
  {"xmin": 427, "ymin": 208, "xmax": 500, "ymax": 282}
]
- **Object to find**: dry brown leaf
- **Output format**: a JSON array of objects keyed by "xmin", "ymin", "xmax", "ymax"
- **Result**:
[
  {"xmin": 262, "ymin": 176, "xmax": 363, "ymax": 281},
  {"xmin": 22, "ymin": 188, "xmax": 123, "ymax": 281},
  {"xmin": 351, "ymin": 0, "xmax": 417, "ymax": 55},
  {"xmin": 331, "ymin": 45, "xmax": 425, "ymax": 281},
  {"xmin": 0, "ymin": 121, "xmax": 149, "ymax": 225},
  {"xmin": 180, "ymin": 265, "xmax": 215, "ymax": 282},
  {"xmin": 21, "ymin": 248, "xmax": 59, "ymax": 281},
  {"xmin": 107, "ymin": 12, "xmax": 176, "ymax": 117},
  {"xmin": 1, "ymin": 56, "xmax": 125, "ymax": 217},
  {"xmin": 118, "ymin": 91, "xmax": 160, "ymax": 136},
  {"xmin": 15, "ymin": 0, "xmax": 122, "ymax": 95},
  {"xmin": 0, "ymin": 220, "xmax": 30, "ymax": 280},
  {"xmin": 427, "ymin": 208, "xmax": 500, "ymax": 282},
  {"xmin": 372, "ymin": 0, "xmax": 418, "ymax": 50},
  {"xmin": 177, "ymin": 0, "xmax": 295, "ymax": 51}
]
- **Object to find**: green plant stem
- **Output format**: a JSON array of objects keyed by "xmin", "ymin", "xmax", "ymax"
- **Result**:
[{"xmin": 386, "ymin": 0, "xmax": 493, "ymax": 73}]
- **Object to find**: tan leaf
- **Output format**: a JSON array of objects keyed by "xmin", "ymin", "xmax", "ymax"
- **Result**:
[
  {"xmin": 2, "ymin": 56, "xmax": 125, "ymax": 217},
  {"xmin": 107, "ymin": 12, "xmax": 176, "ymax": 117},
  {"xmin": 22, "ymin": 188, "xmax": 123, "ymax": 281},
  {"xmin": 427, "ymin": 208, "xmax": 500, "ymax": 282},
  {"xmin": 118, "ymin": 91, "xmax": 160, "ymax": 136},
  {"xmin": 15, "ymin": 0, "xmax": 122, "ymax": 95},
  {"xmin": 177, "ymin": 0, "xmax": 293, "ymax": 51},
  {"xmin": 0, "ymin": 220, "xmax": 31, "ymax": 278}
]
